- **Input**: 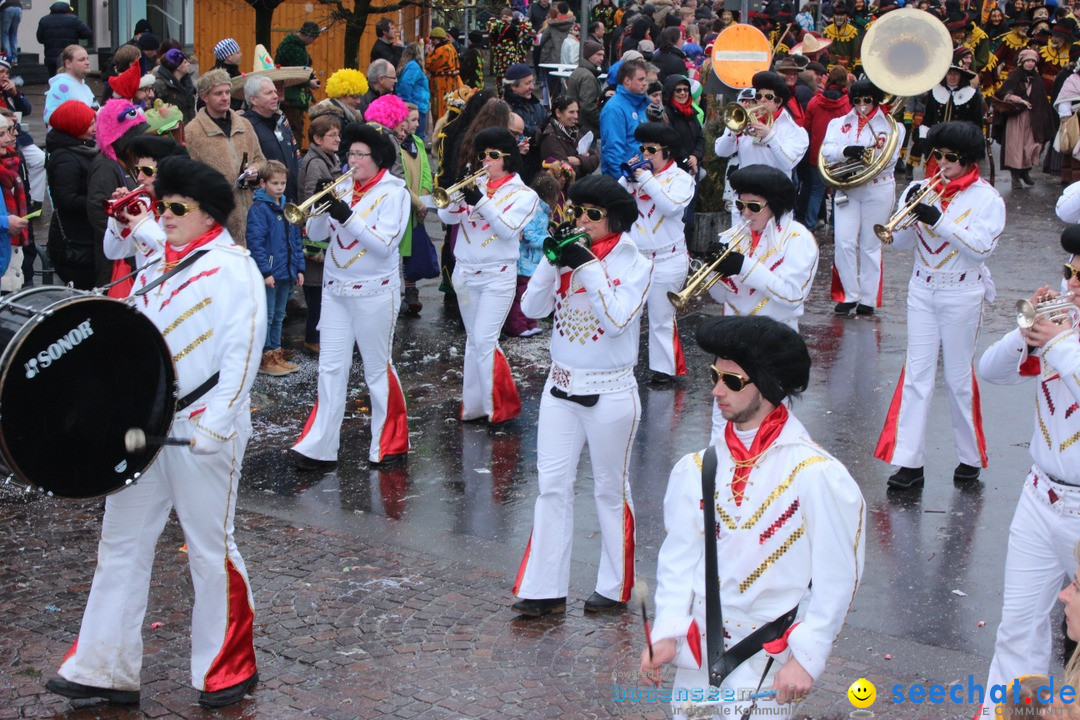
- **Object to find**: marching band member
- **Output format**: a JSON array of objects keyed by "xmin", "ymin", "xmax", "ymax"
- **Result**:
[
  {"xmin": 705, "ymin": 164, "xmax": 819, "ymax": 440},
  {"xmin": 620, "ymin": 122, "xmax": 694, "ymax": 384},
  {"xmin": 714, "ymin": 72, "xmax": 808, "ymax": 224},
  {"xmin": 978, "ymin": 226, "xmax": 1080, "ymax": 716},
  {"xmin": 46, "ymin": 157, "xmax": 266, "ymax": 709},
  {"xmin": 290, "ymin": 122, "xmax": 411, "ymax": 470},
  {"xmin": 512, "ymin": 174, "xmax": 652, "ymax": 618},
  {"xmin": 1057, "ymin": 178, "xmax": 1080, "ymax": 222},
  {"xmin": 438, "ymin": 127, "xmax": 537, "ymax": 425},
  {"xmin": 641, "ymin": 316, "xmax": 865, "ymax": 720},
  {"xmin": 820, "ymin": 78, "xmax": 904, "ymax": 316},
  {"xmin": 875, "ymin": 121, "xmax": 1005, "ymax": 490}
]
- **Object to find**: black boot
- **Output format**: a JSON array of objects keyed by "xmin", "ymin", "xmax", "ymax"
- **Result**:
[
  {"xmin": 512, "ymin": 596, "xmax": 567, "ymax": 617},
  {"xmin": 953, "ymin": 462, "xmax": 981, "ymax": 483},
  {"xmin": 1020, "ymin": 168, "xmax": 1035, "ymax": 187},
  {"xmin": 1011, "ymin": 170, "xmax": 1022, "ymax": 189},
  {"xmin": 44, "ymin": 678, "xmax": 140, "ymax": 705},
  {"xmin": 887, "ymin": 466, "xmax": 925, "ymax": 490},
  {"xmin": 198, "ymin": 673, "xmax": 258, "ymax": 709},
  {"xmin": 834, "ymin": 301, "xmax": 857, "ymax": 315}
]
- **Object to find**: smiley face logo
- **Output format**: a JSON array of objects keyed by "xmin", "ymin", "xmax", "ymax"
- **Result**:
[{"xmin": 848, "ymin": 678, "xmax": 876, "ymax": 709}]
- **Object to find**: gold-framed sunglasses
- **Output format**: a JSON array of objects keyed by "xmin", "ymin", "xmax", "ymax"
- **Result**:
[
  {"xmin": 479, "ymin": 150, "xmax": 511, "ymax": 160},
  {"xmin": 134, "ymin": 165, "xmax": 157, "ymax": 177},
  {"xmin": 930, "ymin": 149, "xmax": 961, "ymax": 164},
  {"xmin": 734, "ymin": 200, "xmax": 767, "ymax": 214},
  {"xmin": 638, "ymin": 144, "xmax": 666, "ymax": 154},
  {"xmin": 1064, "ymin": 263, "xmax": 1080, "ymax": 282},
  {"xmin": 710, "ymin": 365, "xmax": 753, "ymax": 392},
  {"xmin": 569, "ymin": 204, "xmax": 607, "ymax": 222},
  {"xmin": 155, "ymin": 200, "xmax": 201, "ymax": 217}
]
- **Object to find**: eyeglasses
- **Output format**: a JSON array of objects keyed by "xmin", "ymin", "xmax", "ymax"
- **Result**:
[
  {"xmin": 710, "ymin": 365, "xmax": 753, "ymax": 392},
  {"xmin": 852, "ymin": 95, "xmax": 877, "ymax": 104},
  {"xmin": 569, "ymin": 203, "xmax": 607, "ymax": 222},
  {"xmin": 348, "ymin": 151, "xmax": 372, "ymax": 159},
  {"xmin": 1064, "ymin": 264, "xmax": 1080, "ymax": 282},
  {"xmin": 930, "ymin": 149, "xmax": 962, "ymax": 163},
  {"xmin": 155, "ymin": 200, "xmax": 200, "ymax": 217},
  {"xmin": 734, "ymin": 199, "xmax": 767, "ymax": 214},
  {"xmin": 754, "ymin": 92, "xmax": 777, "ymax": 102},
  {"xmin": 479, "ymin": 150, "xmax": 511, "ymax": 160},
  {"xmin": 134, "ymin": 164, "xmax": 156, "ymax": 177},
  {"xmin": 382, "ymin": 74, "xmax": 398, "ymax": 80}
]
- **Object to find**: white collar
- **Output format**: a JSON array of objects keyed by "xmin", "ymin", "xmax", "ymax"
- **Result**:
[{"xmin": 931, "ymin": 84, "xmax": 977, "ymax": 105}]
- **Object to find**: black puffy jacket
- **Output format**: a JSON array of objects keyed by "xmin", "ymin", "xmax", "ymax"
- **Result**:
[
  {"xmin": 35, "ymin": 2, "xmax": 92, "ymax": 65},
  {"xmin": 44, "ymin": 129, "xmax": 98, "ymax": 282}
]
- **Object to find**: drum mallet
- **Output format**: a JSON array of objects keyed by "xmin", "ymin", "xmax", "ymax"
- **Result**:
[{"xmin": 124, "ymin": 428, "xmax": 193, "ymax": 453}]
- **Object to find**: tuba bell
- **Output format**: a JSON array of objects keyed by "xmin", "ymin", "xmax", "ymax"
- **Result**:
[{"xmin": 819, "ymin": 8, "xmax": 952, "ymax": 190}]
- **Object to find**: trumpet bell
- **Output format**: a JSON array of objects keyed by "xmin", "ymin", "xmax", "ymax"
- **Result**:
[
  {"xmin": 1016, "ymin": 293, "xmax": 1077, "ymax": 328},
  {"xmin": 283, "ymin": 170, "xmax": 354, "ymax": 226},
  {"xmin": 432, "ymin": 167, "xmax": 489, "ymax": 209}
]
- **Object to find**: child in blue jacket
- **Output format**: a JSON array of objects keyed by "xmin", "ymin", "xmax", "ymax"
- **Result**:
[{"xmin": 247, "ymin": 160, "xmax": 305, "ymax": 376}]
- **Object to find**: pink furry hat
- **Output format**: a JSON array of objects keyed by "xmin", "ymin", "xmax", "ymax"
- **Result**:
[
  {"xmin": 96, "ymin": 99, "xmax": 148, "ymax": 161},
  {"xmin": 364, "ymin": 94, "xmax": 408, "ymax": 131}
]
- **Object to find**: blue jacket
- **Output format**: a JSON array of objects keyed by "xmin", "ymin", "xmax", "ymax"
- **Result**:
[
  {"xmin": 600, "ymin": 85, "xmax": 650, "ymax": 177},
  {"xmin": 246, "ymin": 188, "xmax": 304, "ymax": 283},
  {"xmin": 396, "ymin": 59, "xmax": 430, "ymax": 116},
  {"xmin": 519, "ymin": 198, "xmax": 550, "ymax": 277}
]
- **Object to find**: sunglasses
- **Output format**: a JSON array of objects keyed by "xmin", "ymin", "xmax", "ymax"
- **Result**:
[
  {"xmin": 852, "ymin": 95, "xmax": 877, "ymax": 104},
  {"xmin": 710, "ymin": 365, "xmax": 753, "ymax": 392},
  {"xmin": 639, "ymin": 144, "xmax": 666, "ymax": 154},
  {"xmin": 754, "ymin": 92, "xmax": 777, "ymax": 102},
  {"xmin": 155, "ymin": 200, "xmax": 201, "ymax": 217},
  {"xmin": 479, "ymin": 150, "xmax": 511, "ymax": 160},
  {"xmin": 569, "ymin": 203, "xmax": 607, "ymax": 222},
  {"xmin": 135, "ymin": 164, "xmax": 156, "ymax": 177},
  {"xmin": 734, "ymin": 199, "xmax": 767, "ymax": 214},
  {"xmin": 1064, "ymin": 264, "xmax": 1080, "ymax": 281},
  {"xmin": 673, "ymin": 87, "xmax": 690, "ymax": 94},
  {"xmin": 930, "ymin": 149, "xmax": 962, "ymax": 163}
]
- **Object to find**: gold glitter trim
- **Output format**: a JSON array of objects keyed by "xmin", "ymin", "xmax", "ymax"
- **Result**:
[
  {"xmin": 173, "ymin": 329, "xmax": 213, "ymax": 362},
  {"xmin": 740, "ymin": 456, "xmax": 827, "ymax": 529},
  {"xmin": 930, "ymin": 249, "xmax": 959, "ymax": 270},
  {"xmin": 693, "ymin": 452, "xmax": 703, "ymax": 470},
  {"xmin": 740, "ymin": 524, "xmax": 805, "ymax": 593},
  {"xmin": 161, "ymin": 297, "xmax": 211, "ymax": 337},
  {"xmin": 748, "ymin": 296, "xmax": 770, "ymax": 315},
  {"xmin": 329, "ymin": 241, "xmax": 368, "ymax": 269},
  {"xmin": 953, "ymin": 208, "xmax": 972, "ymax": 224},
  {"xmin": 1061, "ymin": 430, "xmax": 1080, "ymax": 452},
  {"xmin": 1037, "ymin": 402, "xmax": 1052, "ymax": 450},
  {"xmin": 716, "ymin": 505, "xmax": 737, "ymax": 530}
]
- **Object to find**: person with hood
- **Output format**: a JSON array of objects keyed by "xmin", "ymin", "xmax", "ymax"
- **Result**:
[
  {"xmin": 43, "ymin": 99, "xmax": 96, "ymax": 288},
  {"xmin": 427, "ymin": 27, "xmax": 461, "ymax": 126},
  {"xmin": 802, "ymin": 65, "xmax": 851, "ymax": 230},
  {"xmin": 662, "ymin": 74, "xmax": 705, "ymax": 173},
  {"xmin": 35, "ymin": 1, "xmax": 90, "ymax": 77},
  {"xmin": 43, "ymin": 44, "xmax": 96, "ymax": 126},
  {"xmin": 566, "ymin": 40, "xmax": 604, "ymax": 139},
  {"xmin": 289, "ymin": 122, "xmax": 412, "ymax": 472},
  {"xmin": 652, "ymin": 27, "xmax": 689, "ymax": 82},
  {"xmin": 600, "ymin": 58, "xmax": 651, "ymax": 177},
  {"xmin": 87, "ymin": 99, "xmax": 148, "ymax": 285},
  {"xmin": 152, "ymin": 48, "xmax": 196, "ymax": 123},
  {"xmin": 538, "ymin": 3, "xmax": 576, "ymax": 96},
  {"xmin": 460, "ymin": 30, "xmax": 486, "ymax": 90},
  {"xmin": 211, "ymin": 38, "xmax": 245, "ymax": 111},
  {"xmin": 995, "ymin": 46, "xmax": 1055, "ymax": 188}
]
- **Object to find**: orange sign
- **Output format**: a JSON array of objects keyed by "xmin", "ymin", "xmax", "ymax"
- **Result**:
[{"xmin": 711, "ymin": 24, "xmax": 772, "ymax": 89}]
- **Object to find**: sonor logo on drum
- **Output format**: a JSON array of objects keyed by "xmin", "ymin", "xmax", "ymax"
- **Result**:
[{"xmin": 23, "ymin": 319, "xmax": 94, "ymax": 379}]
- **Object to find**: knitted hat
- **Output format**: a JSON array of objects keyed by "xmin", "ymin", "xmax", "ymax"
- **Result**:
[
  {"xmin": 325, "ymin": 67, "xmax": 369, "ymax": 98},
  {"xmin": 48, "ymin": 99, "xmax": 96, "ymax": 137},
  {"xmin": 107, "ymin": 62, "xmax": 142, "ymax": 101},
  {"xmin": 213, "ymin": 38, "xmax": 240, "ymax": 61},
  {"xmin": 1018, "ymin": 47, "xmax": 1040, "ymax": 63},
  {"xmin": 133, "ymin": 19, "xmax": 153, "ymax": 35},
  {"xmin": 430, "ymin": 26, "xmax": 448, "ymax": 39},
  {"xmin": 364, "ymin": 93, "xmax": 409, "ymax": 130},
  {"xmin": 153, "ymin": 156, "xmax": 235, "ymax": 227},
  {"xmin": 0, "ymin": 58, "xmax": 11, "ymax": 71},
  {"xmin": 696, "ymin": 316, "xmax": 811, "ymax": 406},
  {"xmin": 504, "ymin": 63, "xmax": 533, "ymax": 82},
  {"xmin": 96, "ymin": 99, "xmax": 149, "ymax": 161},
  {"xmin": 137, "ymin": 32, "xmax": 159, "ymax": 51},
  {"xmin": 582, "ymin": 39, "xmax": 604, "ymax": 59}
]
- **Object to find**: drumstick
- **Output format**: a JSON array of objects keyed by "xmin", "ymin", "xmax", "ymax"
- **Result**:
[
  {"xmin": 635, "ymin": 581, "xmax": 653, "ymax": 661},
  {"xmin": 124, "ymin": 428, "xmax": 192, "ymax": 453}
]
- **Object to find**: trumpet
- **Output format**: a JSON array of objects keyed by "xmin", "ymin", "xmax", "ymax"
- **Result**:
[
  {"xmin": 542, "ymin": 224, "xmax": 592, "ymax": 264},
  {"xmin": 432, "ymin": 167, "xmax": 489, "ymax": 209},
  {"xmin": 720, "ymin": 101, "xmax": 774, "ymax": 135},
  {"xmin": 620, "ymin": 159, "xmax": 653, "ymax": 180},
  {"xmin": 103, "ymin": 187, "xmax": 154, "ymax": 220},
  {"xmin": 668, "ymin": 221, "xmax": 751, "ymax": 309},
  {"xmin": 283, "ymin": 171, "xmax": 353, "ymax": 225},
  {"xmin": 1017, "ymin": 292, "xmax": 1077, "ymax": 328},
  {"xmin": 873, "ymin": 170, "xmax": 945, "ymax": 244}
]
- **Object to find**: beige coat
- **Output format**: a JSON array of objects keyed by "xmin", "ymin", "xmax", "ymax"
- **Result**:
[{"xmin": 183, "ymin": 108, "xmax": 265, "ymax": 246}]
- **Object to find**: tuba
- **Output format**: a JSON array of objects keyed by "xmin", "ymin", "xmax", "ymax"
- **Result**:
[{"xmin": 819, "ymin": 8, "xmax": 952, "ymax": 189}]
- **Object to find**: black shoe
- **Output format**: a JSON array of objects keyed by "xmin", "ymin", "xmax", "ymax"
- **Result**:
[
  {"xmin": 887, "ymin": 466, "xmax": 925, "ymax": 490},
  {"xmin": 834, "ymin": 301, "xmax": 857, "ymax": 315},
  {"xmin": 953, "ymin": 462, "xmax": 981, "ymax": 483},
  {"xmin": 1020, "ymin": 169, "xmax": 1035, "ymax": 186},
  {"xmin": 512, "ymin": 596, "xmax": 567, "ymax": 617},
  {"xmin": 583, "ymin": 591, "xmax": 627, "ymax": 613},
  {"xmin": 370, "ymin": 452, "xmax": 407, "ymax": 469},
  {"xmin": 287, "ymin": 449, "xmax": 337, "ymax": 472},
  {"xmin": 45, "ymin": 677, "xmax": 140, "ymax": 705},
  {"xmin": 649, "ymin": 371, "xmax": 674, "ymax": 385},
  {"xmin": 198, "ymin": 672, "xmax": 258, "ymax": 709},
  {"xmin": 855, "ymin": 304, "xmax": 875, "ymax": 316}
]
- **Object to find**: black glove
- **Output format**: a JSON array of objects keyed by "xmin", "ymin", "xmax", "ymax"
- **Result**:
[
  {"xmin": 315, "ymin": 177, "xmax": 337, "ymax": 193},
  {"xmin": 462, "ymin": 183, "xmax": 484, "ymax": 206},
  {"xmin": 560, "ymin": 241, "xmax": 594, "ymax": 269},
  {"xmin": 911, "ymin": 202, "xmax": 941, "ymax": 226},
  {"xmin": 843, "ymin": 145, "xmax": 866, "ymax": 159},
  {"xmin": 706, "ymin": 240, "xmax": 728, "ymax": 257},
  {"xmin": 552, "ymin": 221, "xmax": 578, "ymax": 240},
  {"xmin": 716, "ymin": 251, "xmax": 746, "ymax": 278},
  {"xmin": 903, "ymin": 183, "xmax": 922, "ymax": 204},
  {"xmin": 327, "ymin": 197, "xmax": 353, "ymax": 224}
]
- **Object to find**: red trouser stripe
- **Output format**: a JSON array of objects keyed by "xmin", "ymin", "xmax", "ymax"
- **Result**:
[
  {"xmin": 202, "ymin": 558, "xmax": 257, "ymax": 692},
  {"xmin": 673, "ymin": 320, "xmax": 687, "ymax": 376},
  {"xmin": 489, "ymin": 348, "xmax": 522, "ymax": 423},
  {"xmin": 618, "ymin": 500, "xmax": 635, "ymax": 602},
  {"xmin": 972, "ymin": 369, "xmax": 988, "ymax": 468},
  {"xmin": 874, "ymin": 365, "xmax": 906, "ymax": 463},
  {"xmin": 379, "ymin": 365, "xmax": 410, "ymax": 460},
  {"xmin": 293, "ymin": 398, "xmax": 319, "ymax": 446},
  {"xmin": 831, "ymin": 264, "xmax": 845, "ymax": 303},
  {"xmin": 512, "ymin": 532, "xmax": 532, "ymax": 596}
]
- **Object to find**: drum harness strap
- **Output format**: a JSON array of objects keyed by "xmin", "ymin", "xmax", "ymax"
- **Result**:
[
  {"xmin": 131, "ymin": 249, "xmax": 220, "ymax": 413},
  {"xmin": 701, "ymin": 445, "xmax": 801, "ymax": 718}
]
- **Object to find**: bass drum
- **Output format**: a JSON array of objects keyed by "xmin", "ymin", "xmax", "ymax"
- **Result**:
[{"xmin": 0, "ymin": 286, "xmax": 177, "ymax": 498}]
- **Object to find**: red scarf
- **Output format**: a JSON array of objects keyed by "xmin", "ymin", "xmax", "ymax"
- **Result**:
[
  {"xmin": 723, "ymin": 403, "xmax": 789, "ymax": 506},
  {"xmin": 856, "ymin": 106, "xmax": 877, "ymax": 137},
  {"xmin": 671, "ymin": 98, "xmax": 694, "ymax": 117},
  {"xmin": 0, "ymin": 151, "xmax": 26, "ymax": 245},
  {"xmin": 556, "ymin": 232, "xmax": 621, "ymax": 294},
  {"xmin": 937, "ymin": 165, "xmax": 980, "ymax": 210},
  {"xmin": 751, "ymin": 229, "xmax": 763, "ymax": 253},
  {"xmin": 164, "ymin": 224, "xmax": 223, "ymax": 267},
  {"xmin": 486, "ymin": 172, "xmax": 515, "ymax": 196},
  {"xmin": 352, "ymin": 169, "xmax": 386, "ymax": 204}
]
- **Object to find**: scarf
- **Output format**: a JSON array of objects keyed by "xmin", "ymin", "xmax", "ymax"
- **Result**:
[
  {"xmin": 552, "ymin": 118, "xmax": 578, "ymax": 144},
  {"xmin": 352, "ymin": 168, "xmax": 386, "ymax": 204},
  {"xmin": 486, "ymin": 172, "xmax": 515, "ymax": 196},
  {"xmin": 0, "ymin": 151, "xmax": 26, "ymax": 245},
  {"xmin": 671, "ymin": 97, "xmax": 694, "ymax": 117},
  {"xmin": 556, "ymin": 232, "xmax": 621, "ymax": 294},
  {"xmin": 164, "ymin": 224, "xmax": 223, "ymax": 267},
  {"xmin": 938, "ymin": 165, "xmax": 980, "ymax": 210},
  {"xmin": 723, "ymin": 403, "xmax": 789, "ymax": 506}
]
